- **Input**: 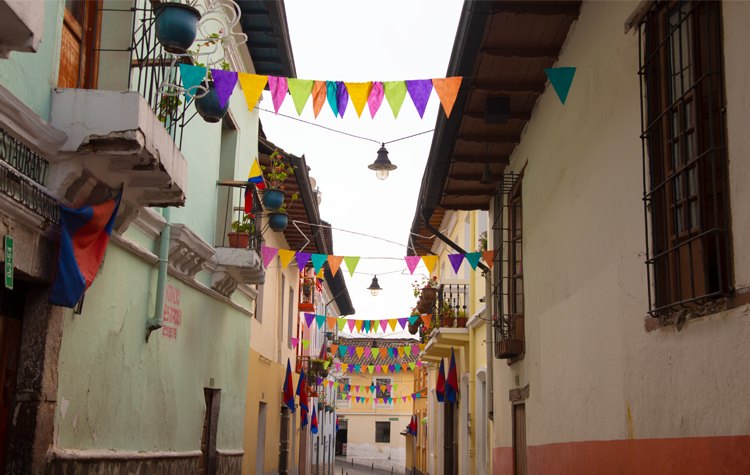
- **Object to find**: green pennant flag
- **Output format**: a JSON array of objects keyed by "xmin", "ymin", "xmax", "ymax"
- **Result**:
[
  {"xmin": 384, "ymin": 81, "xmax": 407, "ymax": 118},
  {"xmin": 287, "ymin": 78, "xmax": 314, "ymax": 115},
  {"xmin": 344, "ymin": 256, "xmax": 360, "ymax": 277},
  {"xmin": 315, "ymin": 314, "xmax": 326, "ymax": 329},
  {"xmin": 323, "ymin": 360, "xmax": 330, "ymax": 369},
  {"xmin": 302, "ymin": 340, "xmax": 310, "ymax": 349},
  {"xmin": 337, "ymin": 319, "xmax": 347, "ymax": 331},
  {"xmin": 311, "ymin": 253, "xmax": 327, "ymax": 275},
  {"xmin": 408, "ymin": 362, "xmax": 415, "ymax": 370},
  {"xmin": 367, "ymin": 365, "xmax": 374, "ymax": 374}
]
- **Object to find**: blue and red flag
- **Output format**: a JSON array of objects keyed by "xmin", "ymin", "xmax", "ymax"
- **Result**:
[
  {"xmin": 283, "ymin": 358, "xmax": 296, "ymax": 413},
  {"xmin": 406, "ymin": 415, "xmax": 417, "ymax": 436},
  {"xmin": 296, "ymin": 368, "xmax": 308, "ymax": 427},
  {"xmin": 311, "ymin": 406, "xmax": 319, "ymax": 435},
  {"xmin": 435, "ymin": 358, "xmax": 446, "ymax": 403},
  {"xmin": 49, "ymin": 194, "xmax": 121, "ymax": 308},
  {"xmin": 445, "ymin": 347, "xmax": 459, "ymax": 403},
  {"xmin": 244, "ymin": 159, "xmax": 265, "ymax": 214}
]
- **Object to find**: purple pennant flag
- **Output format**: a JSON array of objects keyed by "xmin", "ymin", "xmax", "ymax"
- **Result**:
[
  {"xmin": 448, "ymin": 253, "xmax": 465, "ymax": 274},
  {"xmin": 404, "ymin": 255, "xmax": 421, "ymax": 275},
  {"xmin": 405, "ymin": 79, "xmax": 433, "ymax": 118},
  {"xmin": 261, "ymin": 245, "xmax": 278, "ymax": 268},
  {"xmin": 348, "ymin": 346, "xmax": 356, "ymax": 357},
  {"xmin": 389, "ymin": 364, "xmax": 395, "ymax": 373},
  {"xmin": 368, "ymin": 81, "xmax": 384, "ymax": 117},
  {"xmin": 316, "ymin": 377, "xmax": 323, "ymax": 385},
  {"xmin": 397, "ymin": 317, "xmax": 408, "ymax": 329},
  {"xmin": 296, "ymin": 252, "xmax": 312, "ymax": 272},
  {"xmin": 336, "ymin": 81, "xmax": 348, "ymax": 118},
  {"xmin": 304, "ymin": 313, "xmax": 316, "ymax": 328},
  {"xmin": 210, "ymin": 69, "xmax": 238, "ymax": 108}
]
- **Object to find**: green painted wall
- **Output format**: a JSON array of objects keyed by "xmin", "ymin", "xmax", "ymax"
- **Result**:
[
  {"xmin": 0, "ymin": 0, "xmax": 63, "ymax": 120},
  {"xmin": 55, "ymin": 244, "xmax": 251, "ymax": 450}
]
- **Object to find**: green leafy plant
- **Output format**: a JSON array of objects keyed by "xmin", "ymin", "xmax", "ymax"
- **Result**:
[
  {"xmin": 231, "ymin": 213, "xmax": 255, "ymax": 234},
  {"xmin": 262, "ymin": 150, "xmax": 295, "ymax": 189},
  {"xmin": 478, "ymin": 231, "xmax": 488, "ymax": 251},
  {"xmin": 412, "ymin": 275, "xmax": 439, "ymax": 298},
  {"xmin": 158, "ymin": 87, "xmax": 182, "ymax": 123},
  {"xmin": 276, "ymin": 192, "xmax": 299, "ymax": 214}
]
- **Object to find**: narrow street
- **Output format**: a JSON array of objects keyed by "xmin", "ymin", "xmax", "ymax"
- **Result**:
[{"xmin": 333, "ymin": 457, "xmax": 402, "ymax": 475}]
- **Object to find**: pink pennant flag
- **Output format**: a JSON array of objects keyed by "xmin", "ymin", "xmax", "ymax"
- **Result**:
[
  {"xmin": 379, "ymin": 320, "xmax": 388, "ymax": 332},
  {"xmin": 416, "ymin": 361, "xmax": 423, "ymax": 367},
  {"xmin": 261, "ymin": 245, "xmax": 278, "ymax": 268},
  {"xmin": 367, "ymin": 81, "xmax": 384, "ymax": 117},
  {"xmin": 290, "ymin": 337, "xmax": 299, "ymax": 348},
  {"xmin": 335, "ymin": 362, "xmax": 341, "ymax": 371},
  {"xmin": 448, "ymin": 253, "xmax": 465, "ymax": 274},
  {"xmin": 404, "ymin": 255, "xmax": 421, "ymax": 275},
  {"xmin": 375, "ymin": 366, "xmax": 381, "ymax": 374},
  {"xmin": 268, "ymin": 76, "xmax": 288, "ymax": 113},
  {"xmin": 412, "ymin": 344, "xmax": 420, "ymax": 354},
  {"xmin": 347, "ymin": 319, "xmax": 356, "ymax": 332}
]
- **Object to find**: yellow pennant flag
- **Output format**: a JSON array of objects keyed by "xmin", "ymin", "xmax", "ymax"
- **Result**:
[
  {"xmin": 341, "ymin": 363, "xmax": 348, "ymax": 372},
  {"xmin": 345, "ymin": 82, "xmax": 373, "ymax": 118},
  {"xmin": 355, "ymin": 320, "xmax": 364, "ymax": 332},
  {"xmin": 388, "ymin": 319, "xmax": 398, "ymax": 331},
  {"xmin": 421, "ymin": 255, "xmax": 438, "ymax": 275},
  {"xmin": 397, "ymin": 347, "xmax": 405, "ymax": 358},
  {"xmin": 237, "ymin": 73, "xmax": 268, "ymax": 110},
  {"xmin": 356, "ymin": 347, "xmax": 364, "ymax": 358},
  {"xmin": 278, "ymin": 249, "xmax": 296, "ymax": 268},
  {"xmin": 327, "ymin": 255, "xmax": 344, "ymax": 277},
  {"xmin": 431, "ymin": 77, "xmax": 463, "ymax": 118}
]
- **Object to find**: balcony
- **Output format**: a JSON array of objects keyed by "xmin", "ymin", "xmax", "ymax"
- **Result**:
[{"xmin": 0, "ymin": 0, "xmax": 44, "ymax": 58}]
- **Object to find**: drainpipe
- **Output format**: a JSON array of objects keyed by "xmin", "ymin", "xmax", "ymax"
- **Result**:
[{"xmin": 146, "ymin": 207, "xmax": 171, "ymax": 341}]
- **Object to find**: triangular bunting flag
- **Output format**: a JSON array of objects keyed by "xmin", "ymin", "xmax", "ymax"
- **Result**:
[
  {"xmin": 267, "ymin": 76, "xmax": 288, "ymax": 113},
  {"xmin": 388, "ymin": 319, "xmax": 398, "ymax": 331},
  {"xmin": 408, "ymin": 316, "xmax": 419, "ymax": 325},
  {"xmin": 347, "ymin": 319, "xmax": 356, "ymax": 332},
  {"xmin": 368, "ymin": 81, "xmax": 384, "ymax": 117},
  {"xmin": 398, "ymin": 317, "xmax": 408, "ymax": 329},
  {"xmin": 326, "ymin": 80, "xmax": 339, "ymax": 117},
  {"xmin": 344, "ymin": 256, "xmax": 360, "ymax": 277},
  {"xmin": 326, "ymin": 317, "xmax": 336, "ymax": 330},
  {"xmin": 336, "ymin": 81, "xmax": 348, "ymax": 118},
  {"xmin": 405, "ymin": 79, "xmax": 433, "ymax": 118},
  {"xmin": 482, "ymin": 250, "xmax": 496, "ymax": 269},
  {"xmin": 448, "ymin": 253, "xmax": 465, "ymax": 274},
  {"xmin": 302, "ymin": 340, "xmax": 310, "ymax": 349},
  {"xmin": 337, "ymin": 319, "xmax": 346, "ymax": 331},
  {"xmin": 431, "ymin": 76, "xmax": 462, "ymax": 118},
  {"xmin": 327, "ymin": 255, "xmax": 344, "ymax": 276},
  {"xmin": 544, "ymin": 67, "xmax": 576, "ymax": 105},
  {"xmin": 404, "ymin": 255, "xmax": 421, "ymax": 275},
  {"xmin": 237, "ymin": 73, "xmax": 267, "ymax": 110},
  {"xmin": 408, "ymin": 362, "xmax": 416, "ymax": 370},
  {"xmin": 179, "ymin": 64, "xmax": 207, "ymax": 99},
  {"xmin": 380, "ymin": 347, "xmax": 388, "ymax": 359},
  {"xmin": 210, "ymin": 69, "xmax": 238, "ymax": 108},
  {"xmin": 421, "ymin": 314, "xmax": 432, "ymax": 327},
  {"xmin": 465, "ymin": 252, "xmax": 482, "ymax": 270},
  {"xmin": 278, "ymin": 249, "xmax": 296, "ymax": 268},
  {"xmin": 296, "ymin": 252, "xmax": 311, "ymax": 272},
  {"xmin": 379, "ymin": 320, "xmax": 388, "ymax": 332},
  {"xmin": 304, "ymin": 313, "xmax": 315, "ymax": 328},
  {"xmin": 367, "ymin": 365, "xmax": 374, "ymax": 374},
  {"xmin": 315, "ymin": 314, "xmax": 326, "ymax": 329},
  {"xmin": 287, "ymin": 78, "xmax": 314, "ymax": 115},
  {"xmin": 421, "ymin": 255, "xmax": 438, "ymax": 274},
  {"xmin": 311, "ymin": 253, "xmax": 327, "ymax": 274},
  {"xmin": 311, "ymin": 80, "xmax": 327, "ymax": 118},
  {"xmin": 339, "ymin": 345, "xmax": 348, "ymax": 357},
  {"xmin": 384, "ymin": 81, "xmax": 407, "ymax": 118},
  {"xmin": 261, "ymin": 245, "xmax": 278, "ymax": 268},
  {"xmin": 291, "ymin": 338, "xmax": 299, "ymax": 349},
  {"xmin": 355, "ymin": 320, "xmax": 364, "ymax": 332},
  {"xmin": 381, "ymin": 365, "xmax": 389, "ymax": 374},
  {"xmin": 356, "ymin": 347, "xmax": 364, "ymax": 358},
  {"xmin": 345, "ymin": 82, "xmax": 373, "ymax": 118}
]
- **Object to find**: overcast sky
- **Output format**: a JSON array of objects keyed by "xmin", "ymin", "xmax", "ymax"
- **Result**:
[{"xmin": 259, "ymin": 0, "xmax": 464, "ymax": 337}]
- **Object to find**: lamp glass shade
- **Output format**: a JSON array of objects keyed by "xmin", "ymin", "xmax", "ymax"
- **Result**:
[
  {"xmin": 367, "ymin": 275, "xmax": 382, "ymax": 296},
  {"xmin": 368, "ymin": 144, "xmax": 397, "ymax": 180}
]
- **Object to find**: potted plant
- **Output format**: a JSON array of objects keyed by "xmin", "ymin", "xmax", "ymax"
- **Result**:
[
  {"xmin": 267, "ymin": 193, "xmax": 298, "ymax": 232},
  {"xmin": 153, "ymin": 1, "xmax": 201, "ymax": 54},
  {"xmin": 191, "ymin": 52, "xmax": 231, "ymax": 123},
  {"xmin": 440, "ymin": 302, "xmax": 455, "ymax": 328},
  {"xmin": 228, "ymin": 213, "xmax": 254, "ymax": 248},
  {"xmin": 414, "ymin": 276, "xmax": 439, "ymax": 313},
  {"xmin": 261, "ymin": 151, "xmax": 294, "ymax": 210},
  {"xmin": 456, "ymin": 309, "xmax": 468, "ymax": 328}
]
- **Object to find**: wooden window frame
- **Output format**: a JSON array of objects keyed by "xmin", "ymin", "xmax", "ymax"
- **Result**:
[{"xmin": 59, "ymin": 0, "xmax": 102, "ymax": 89}]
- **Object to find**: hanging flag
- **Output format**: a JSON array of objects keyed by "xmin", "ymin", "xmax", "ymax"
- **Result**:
[
  {"xmin": 388, "ymin": 319, "xmax": 398, "ymax": 331},
  {"xmin": 297, "ymin": 368, "xmax": 308, "ymax": 427},
  {"xmin": 339, "ymin": 345, "xmax": 348, "ymax": 357},
  {"xmin": 311, "ymin": 406, "xmax": 319, "ymax": 434},
  {"xmin": 408, "ymin": 315, "xmax": 419, "ymax": 325},
  {"xmin": 408, "ymin": 362, "xmax": 416, "ymax": 371},
  {"xmin": 302, "ymin": 339, "xmax": 310, "ymax": 349},
  {"xmin": 380, "ymin": 347, "xmax": 388, "ymax": 359},
  {"xmin": 49, "ymin": 194, "xmax": 122, "ymax": 308},
  {"xmin": 291, "ymin": 337, "xmax": 299, "ymax": 349},
  {"xmin": 356, "ymin": 347, "xmax": 365, "ymax": 358},
  {"xmin": 261, "ymin": 245, "xmax": 278, "ymax": 268},
  {"xmin": 210, "ymin": 69, "xmax": 238, "ymax": 108},
  {"xmin": 245, "ymin": 158, "xmax": 265, "ymax": 213},
  {"xmin": 448, "ymin": 253, "xmax": 465, "ymax": 274},
  {"xmin": 436, "ymin": 358, "xmax": 446, "ymax": 403},
  {"xmin": 368, "ymin": 81, "xmax": 384, "ymax": 117},
  {"xmin": 405, "ymin": 79, "xmax": 433, "ymax": 118},
  {"xmin": 544, "ymin": 67, "xmax": 576, "ymax": 105},
  {"xmin": 407, "ymin": 415, "xmax": 418, "ymax": 436},
  {"xmin": 381, "ymin": 365, "xmax": 389, "ymax": 374},
  {"xmin": 464, "ymin": 252, "xmax": 482, "ymax": 270},
  {"xmin": 278, "ymin": 249, "xmax": 296, "ymax": 268},
  {"xmin": 304, "ymin": 312, "xmax": 316, "ymax": 328},
  {"xmin": 345, "ymin": 82, "xmax": 373, "ymax": 118},
  {"xmin": 282, "ymin": 359, "xmax": 295, "ymax": 412},
  {"xmin": 311, "ymin": 80, "xmax": 327, "ymax": 118},
  {"xmin": 420, "ymin": 314, "xmax": 431, "ymax": 327},
  {"xmin": 363, "ymin": 320, "xmax": 371, "ymax": 333},
  {"xmin": 287, "ymin": 78, "xmax": 314, "ymax": 115},
  {"xmin": 355, "ymin": 320, "xmax": 364, "ymax": 333},
  {"xmin": 348, "ymin": 346, "xmax": 356, "ymax": 358},
  {"xmin": 384, "ymin": 81, "xmax": 407, "ymax": 118},
  {"xmin": 347, "ymin": 319, "xmax": 356, "ymax": 332},
  {"xmin": 398, "ymin": 317, "xmax": 408, "ymax": 329},
  {"xmin": 367, "ymin": 365, "xmax": 374, "ymax": 374},
  {"xmin": 336, "ymin": 81, "xmax": 348, "ymax": 118},
  {"xmin": 445, "ymin": 348, "xmax": 459, "ymax": 403},
  {"xmin": 326, "ymin": 317, "xmax": 336, "ymax": 330},
  {"xmin": 315, "ymin": 314, "xmax": 326, "ymax": 329},
  {"xmin": 379, "ymin": 320, "xmax": 388, "ymax": 332},
  {"xmin": 344, "ymin": 256, "xmax": 360, "ymax": 277},
  {"xmin": 482, "ymin": 250, "xmax": 496, "ymax": 269},
  {"xmin": 268, "ymin": 76, "xmax": 288, "ymax": 113},
  {"xmin": 327, "ymin": 255, "xmax": 344, "ymax": 277},
  {"xmin": 337, "ymin": 319, "xmax": 346, "ymax": 331},
  {"xmin": 311, "ymin": 253, "xmax": 327, "ymax": 274},
  {"xmin": 326, "ymin": 80, "xmax": 339, "ymax": 117},
  {"xmin": 404, "ymin": 255, "xmax": 421, "ymax": 275},
  {"xmin": 421, "ymin": 255, "xmax": 438, "ymax": 275},
  {"xmin": 296, "ymin": 252, "xmax": 312, "ymax": 272},
  {"xmin": 431, "ymin": 77, "xmax": 463, "ymax": 118},
  {"xmin": 178, "ymin": 63, "xmax": 207, "ymax": 99},
  {"xmin": 238, "ymin": 73, "xmax": 267, "ymax": 110}
]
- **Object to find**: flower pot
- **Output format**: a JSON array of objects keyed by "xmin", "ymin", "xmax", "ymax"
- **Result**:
[
  {"xmin": 417, "ymin": 297, "xmax": 433, "ymax": 314},
  {"xmin": 442, "ymin": 316, "xmax": 455, "ymax": 328},
  {"xmin": 195, "ymin": 81, "xmax": 229, "ymax": 123},
  {"xmin": 421, "ymin": 287, "xmax": 437, "ymax": 302},
  {"xmin": 268, "ymin": 212, "xmax": 289, "ymax": 231},
  {"xmin": 407, "ymin": 319, "xmax": 421, "ymax": 335},
  {"xmin": 262, "ymin": 188, "xmax": 285, "ymax": 210},
  {"xmin": 495, "ymin": 339, "xmax": 524, "ymax": 359},
  {"xmin": 154, "ymin": 3, "xmax": 201, "ymax": 54},
  {"xmin": 456, "ymin": 316, "xmax": 468, "ymax": 328},
  {"xmin": 227, "ymin": 232, "xmax": 250, "ymax": 248}
]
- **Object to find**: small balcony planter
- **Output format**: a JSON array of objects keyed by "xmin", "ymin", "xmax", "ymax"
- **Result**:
[
  {"xmin": 495, "ymin": 339, "xmax": 524, "ymax": 359},
  {"xmin": 268, "ymin": 212, "xmax": 289, "ymax": 232},
  {"xmin": 195, "ymin": 81, "xmax": 230, "ymax": 123},
  {"xmin": 456, "ymin": 311, "xmax": 468, "ymax": 328},
  {"xmin": 262, "ymin": 188, "xmax": 285, "ymax": 210},
  {"xmin": 153, "ymin": 3, "xmax": 201, "ymax": 54},
  {"xmin": 227, "ymin": 232, "xmax": 249, "ymax": 249}
]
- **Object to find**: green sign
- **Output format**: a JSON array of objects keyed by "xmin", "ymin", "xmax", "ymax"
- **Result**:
[
  {"xmin": 4, "ymin": 235, "xmax": 13, "ymax": 290},
  {"xmin": 389, "ymin": 417, "xmax": 399, "ymax": 421}
]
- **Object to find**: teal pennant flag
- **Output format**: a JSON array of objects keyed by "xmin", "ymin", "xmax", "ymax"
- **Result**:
[
  {"xmin": 544, "ymin": 67, "xmax": 576, "ymax": 105},
  {"xmin": 179, "ymin": 64, "xmax": 207, "ymax": 99}
]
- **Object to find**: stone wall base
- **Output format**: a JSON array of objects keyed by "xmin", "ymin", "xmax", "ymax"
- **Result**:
[{"xmin": 45, "ymin": 450, "xmax": 243, "ymax": 475}]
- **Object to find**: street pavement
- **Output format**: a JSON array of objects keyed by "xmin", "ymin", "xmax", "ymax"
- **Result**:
[{"xmin": 333, "ymin": 456, "xmax": 405, "ymax": 475}]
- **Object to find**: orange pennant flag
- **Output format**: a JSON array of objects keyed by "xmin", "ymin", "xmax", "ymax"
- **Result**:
[
  {"xmin": 327, "ymin": 255, "xmax": 344, "ymax": 276},
  {"xmin": 482, "ymin": 250, "xmax": 496, "ymax": 269},
  {"xmin": 431, "ymin": 77, "xmax": 463, "ymax": 118},
  {"xmin": 330, "ymin": 344, "xmax": 339, "ymax": 355},
  {"xmin": 380, "ymin": 347, "xmax": 388, "ymax": 359},
  {"xmin": 311, "ymin": 80, "xmax": 326, "ymax": 118},
  {"xmin": 237, "ymin": 73, "xmax": 268, "ymax": 110},
  {"xmin": 326, "ymin": 317, "xmax": 336, "ymax": 330},
  {"xmin": 345, "ymin": 82, "xmax": 373, "ymax": 118},
  {"xmin": 421, "ymin": 314, "xmax": 432, "ymax": 327},
  {"xmin": 421, "ymin": 255, "xmax": 438, "ymax": 275},
  {"xmin": 401, "ymin": 363, "xmax": 408, "ymax": 372}
]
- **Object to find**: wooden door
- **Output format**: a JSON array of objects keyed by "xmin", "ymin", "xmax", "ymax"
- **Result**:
[
  {"xmin": 512, "ymin": 403, "xmax": 527, "ymax": 475},
  {"xmin": 58, "ymin": 0, "xmax": 102, "ymax": 89},
  {"xmin": 0, "ymin": 316, "xmax": 23, "ymax": 471}
]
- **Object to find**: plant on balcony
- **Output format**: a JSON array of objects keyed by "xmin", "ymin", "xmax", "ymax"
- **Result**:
[
  {"xmin": 478, "ymin": 230, "xmax": 488, "ymax": 252},
  {"xmin": 440, "ymin": 302, "xmax": 455, "ymax": 328},
  {"xmin": 153, "ymin": 1, "xmax": 201, "ymax": 54},
  {"xmin": 414, "ymin": 275, "xmax": 439, "ymax": 313},
  {"xmin": 228, "ymin": 213, "xmax": 254, "ymax": 248},
  {"xmin": 262, "ymin": 151, "xmax": 295, "ymax": 210},
  {"xmin": 267, "ymin": 192, "xmax": 298, "ymax": 232},
  {"xmin": 157, "ymin": 87, "xmax": 182, "ymax": 124},
  {"xmin": 456, "ymin": 309, "xmax": 468, "ymax": 328}
]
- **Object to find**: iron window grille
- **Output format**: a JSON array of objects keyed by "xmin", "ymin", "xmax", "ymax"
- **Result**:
[{"xmin": 638, "ymin": 0, "xmax": 731, "ymax": 316}]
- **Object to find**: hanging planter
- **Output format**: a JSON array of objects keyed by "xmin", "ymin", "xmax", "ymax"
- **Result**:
[
  {"xmin": 195, "ymin": 81, "xmax": 230, "ymax": 123},
  {"xmin": 153, "ymin": 3, "xmax": 201, "ymax": 54},
  {"xmin": 268, "ymin": 212, "xmax": 289, "ymax": 232},
  {"xmin": 262, "ymin": 188, "xmax": 285, "ymax": 210}
]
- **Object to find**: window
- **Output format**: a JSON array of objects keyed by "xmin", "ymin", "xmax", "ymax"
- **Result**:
[
  {"xmin": 375, "ymin": 421, "xmax": 390, "ymax": 443},
  {"xmin": 287, "ymin": 285, "xmax": 294, "ymax": 349},
  {"xmin": 336, "ymin": 378, "xmax": 350, "ymax": 408},
  {"xmin": 639, "ymin": 0, "xmax": 731, "ymax": 315},
  {"xmin": 374, "ymin": 378, "xmax": 391, "ymax": 407},
  {"xmin": 58, "ymin": 0, "xmax": 101, "ymax": 89}
]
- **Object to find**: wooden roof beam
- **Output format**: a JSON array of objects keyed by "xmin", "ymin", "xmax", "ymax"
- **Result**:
[
  {"xmin": 490, "ymin": 3, "xmax": 581, "ymax": 17},
  {"xmin": 457, "ymin": 134, "xmax": 521, "ymax": 144},
  {"xmin": 471, "ymin": 82, "xmax": 545, "ymax": 95},
  {"xmin": 480, "ymin": 47, "xmax": 559, "ymax": 59},
  {"xmin": 463, "ymin": 110, "xmax": 531, "ymax": 121},
  {"xmin": 452, "ymin": 155, "xmax": 510, "ymax": 164}
]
